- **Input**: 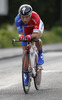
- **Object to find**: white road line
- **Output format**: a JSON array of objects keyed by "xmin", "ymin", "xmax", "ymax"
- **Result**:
[
  {"xmin": 44, "ymin": 52, "xmax": 62, "ymax": 57},
  {"xmin": 0, "ymin": 74, "xmax": 22, "ymax": 90},
  {"xmin": 0, "ymin": 82, "xmax": 21, "ymax": 90},
  {"xmin": 43, "ymin": 70, "xmax": 62, "ymax": 73}
]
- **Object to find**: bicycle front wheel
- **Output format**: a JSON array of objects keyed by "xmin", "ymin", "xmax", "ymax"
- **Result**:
[{"xmin": 22, "ymin": 50, "xmax": 31, "ymax": 94}]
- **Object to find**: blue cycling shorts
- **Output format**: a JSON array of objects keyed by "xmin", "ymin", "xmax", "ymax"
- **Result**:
[{"xmin": 21, "ymin": 42, "xmax": 27, "ymax": 46}]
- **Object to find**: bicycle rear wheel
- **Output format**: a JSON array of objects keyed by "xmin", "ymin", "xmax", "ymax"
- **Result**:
[
  {"xmin": 22, "ymin": 50, "xmax": 31, "ymax": 94},
  {"xmin": 34, "ymin": 54, "xmax": 42, "ymax": 90}
]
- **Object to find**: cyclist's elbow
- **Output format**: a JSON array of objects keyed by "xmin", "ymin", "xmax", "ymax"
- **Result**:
[{"xmin": 32, "ymin": 32, "xmax": 40, "ymax": 40}]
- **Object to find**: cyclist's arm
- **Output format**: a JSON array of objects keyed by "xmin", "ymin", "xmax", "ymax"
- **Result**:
[
  {"xmin": 31, "ymin": 20, "xmax": 44, "ymax": 40},
  {"xmin": 31, "ymin": 32, "xmax": 41, "ymax": 40},
  {"xmin": 15, "ymin": 15, "xmax": 23, "ymax": 37}
]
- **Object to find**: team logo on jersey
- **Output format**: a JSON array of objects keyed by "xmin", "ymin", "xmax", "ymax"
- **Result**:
[{"xmin": 22, "ymin": 7, "xmax": 26, "ymax": 14}]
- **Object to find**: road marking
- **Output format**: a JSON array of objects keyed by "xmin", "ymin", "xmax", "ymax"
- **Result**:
[
  {"xmin": 44, "ymin": 52, "xmax": 62, "ymax": 57},
  {"xmin": 0, "ymin": 74, "xmax": 22, "ymax": 90},
  {"xmin": 43, "ymin": 70, "xmax": 62, "ymax": 73}
]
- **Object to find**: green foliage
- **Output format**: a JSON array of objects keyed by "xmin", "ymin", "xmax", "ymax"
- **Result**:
[
  {"xmin": 41, "ymin": 26, "xmax": 62, "ymax": 44},
  {"xmin": 51, "ymin": 27, "xmax": 62, "ymax": 36},
  {"xmin": 0, "ymin": 24, "xmax": 21, "ymax": 48}
]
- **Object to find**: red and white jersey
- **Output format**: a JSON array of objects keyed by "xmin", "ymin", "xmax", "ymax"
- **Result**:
[{"xmin": 15, "ymin": 11, "xmax": 44, "ymax": 36}]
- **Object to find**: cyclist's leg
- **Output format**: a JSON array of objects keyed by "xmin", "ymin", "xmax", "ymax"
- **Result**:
[
  {"xmin": 22, "ymin": 46, "xmax": 29, "ymax": 70},
  {"xmin": 35, "ymin": 30, "xmax": 44, "ymax": 65},
  {"xmin": 22, "ymin": 42, "xmax": 29, "ymax": 86},
  {"xmin": 36, "ymin": 20, "xmax": 44, "ymax": 65},
  {"xmin": 22, "ymin": 42, "xmax": 29, "ymax": 69}
]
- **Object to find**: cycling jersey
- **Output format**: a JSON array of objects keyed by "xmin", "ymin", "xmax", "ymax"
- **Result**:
[{"xmin": 15, "ymin": 11, "xmax": 44, "ymax": 36}]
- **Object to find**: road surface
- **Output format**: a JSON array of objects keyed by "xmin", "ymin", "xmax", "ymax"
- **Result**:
[{"xmin": 0, "ymin": 51, "xmax": 62, "ymax": 100}]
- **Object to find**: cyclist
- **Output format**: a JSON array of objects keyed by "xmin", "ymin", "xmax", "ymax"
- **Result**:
[{"xmin": 15, "ymin": 4, "xmax": 44, "ymax": 86}]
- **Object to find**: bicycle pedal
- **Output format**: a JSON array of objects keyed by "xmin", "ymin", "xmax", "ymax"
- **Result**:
[{"xmin": 37, "ymin": 66, "xmax": 43, "ymax": 72}]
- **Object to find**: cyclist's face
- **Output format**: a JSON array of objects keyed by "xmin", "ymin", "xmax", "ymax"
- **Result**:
[{"xmin": 21, "ymin": 15, "xmax": 30, "ymax": 24}]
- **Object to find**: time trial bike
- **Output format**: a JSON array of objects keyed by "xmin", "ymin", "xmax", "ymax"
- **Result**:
[{"xmin": 12, "ymin": 39, "xmax": 42, "ymax": 94}]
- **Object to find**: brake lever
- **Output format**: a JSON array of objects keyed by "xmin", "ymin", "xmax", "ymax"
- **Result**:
[{"xmin": 12, "ymin": 39, "xmax": 15, "ymax": 46}]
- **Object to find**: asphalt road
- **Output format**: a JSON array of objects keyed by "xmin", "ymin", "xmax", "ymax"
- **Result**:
[{"xmin": 0, "ymin": 51, "xmax": 62, "ymax": 100}]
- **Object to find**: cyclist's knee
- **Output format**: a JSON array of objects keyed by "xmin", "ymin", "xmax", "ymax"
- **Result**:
[
  {"xmin": 22, "ymin": 46, "xmax": 27, "ymax": 54},
  {"xmin": 35, "ymin": 39, "xmax": 42, "ymax": 46},
  {"xmin": 39, "ymin": 39, "xmax": 42, "ymax": 44}
]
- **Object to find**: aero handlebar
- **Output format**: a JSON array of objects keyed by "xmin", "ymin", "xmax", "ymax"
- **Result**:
[{"xmin": 12, "ymin": 39, "xmax": 39, "ymax": 46}]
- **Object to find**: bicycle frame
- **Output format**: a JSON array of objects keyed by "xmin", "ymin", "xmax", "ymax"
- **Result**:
[
  {"xmin": 23, "ymin": 42, "xmax": 37, "ymax": 75},
  {"xmin": 12, "ymin": 39, "xmax": 39, "ymax": 69},
  {"xmin": 26, "ymin": 42, "xmax": 32, "ymax": 72}
]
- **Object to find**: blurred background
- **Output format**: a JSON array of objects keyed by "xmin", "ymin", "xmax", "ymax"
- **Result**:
[{"xmin": 0, "ymin": 0, "xmax": 62, "ymax": 48}]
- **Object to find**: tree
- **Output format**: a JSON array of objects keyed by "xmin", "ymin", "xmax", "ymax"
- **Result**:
[
  {"xmin": 60, "ymin": 0, "xmax": 62, "ymax": 26},
  {"xmin": 0, "ymin": 0, "xmax": 61, "ymax": 29}
]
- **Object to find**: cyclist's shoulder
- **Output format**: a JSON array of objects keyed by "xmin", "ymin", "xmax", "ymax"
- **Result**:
[
  {"xmin": 31, "ymin": 11, "xmax": 40, "ymax": 18},
  {"xmin": 15, "ymin": 14, "xmax": 22, "ymax": 25},
  {"xmin": 32, "ymin": 11, "xmax": 38, "ymax": 15},
  {"xmin": 31, "ymin": 11, "xmax": 40, "ymax": 23}
]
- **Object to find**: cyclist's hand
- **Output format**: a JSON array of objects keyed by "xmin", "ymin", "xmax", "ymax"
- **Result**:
[
  {"xmin": 25, "ymin": 35, "xmax": 32, "ymax": 41},
  {"xmin": 19, "ymin": 35, "xmax": 24, "ymax": 41}
]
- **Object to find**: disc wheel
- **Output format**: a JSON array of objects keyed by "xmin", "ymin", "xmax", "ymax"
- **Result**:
[{"xmin": 34, "ymin": 54, "xmax": 42, "ymax": 90}]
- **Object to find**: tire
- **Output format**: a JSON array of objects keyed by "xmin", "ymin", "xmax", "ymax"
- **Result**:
[
  {"xmin": 22, "ymin": 50, "xmax": 31, "ymax": 94},
  {"xmin": 34, "ymin": 54, "xmax": 42, "ymax": 90}
]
